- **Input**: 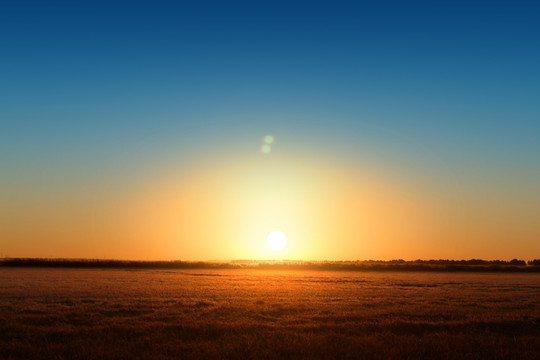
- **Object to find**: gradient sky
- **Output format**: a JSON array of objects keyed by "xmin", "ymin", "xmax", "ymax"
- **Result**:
[{"xmin": 1, "ymin": 1, "xmax": 539, "ymax": 260}]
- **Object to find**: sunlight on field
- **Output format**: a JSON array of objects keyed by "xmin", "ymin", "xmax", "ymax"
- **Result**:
[{"xmin": 0, "ymin": 269, "xmax": 538, "ymax": 359}]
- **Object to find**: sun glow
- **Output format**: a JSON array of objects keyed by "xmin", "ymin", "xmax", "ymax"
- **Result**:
[
  {"xmin": 92, "ymin": 155, "xmax": 441, "ymax": 260},
  {"xmin": 267, "ymin": 230, "xmax": 287, "ymax": 251}
]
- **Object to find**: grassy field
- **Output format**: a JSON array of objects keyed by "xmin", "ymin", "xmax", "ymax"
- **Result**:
[{"xmin": 0, "ymin": 268, "xmax": 538, "ymax": 359}]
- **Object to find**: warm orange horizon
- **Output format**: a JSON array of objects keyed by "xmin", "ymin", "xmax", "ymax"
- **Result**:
[{"xmin": 2, "ymin": 148, "xmax": 539, "ymax": 262}]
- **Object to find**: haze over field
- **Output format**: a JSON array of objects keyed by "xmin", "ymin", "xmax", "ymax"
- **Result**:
[{"xmin": 1, "ymin": 1, "xmax": 540, "ymax": 261}]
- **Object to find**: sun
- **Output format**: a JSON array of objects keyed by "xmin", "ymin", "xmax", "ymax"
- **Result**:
[{"xmin": 267, "ymin": 230, "xmax": 287, "ymax": 251}]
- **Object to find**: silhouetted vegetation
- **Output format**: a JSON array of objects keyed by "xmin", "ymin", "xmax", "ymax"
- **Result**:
[
  {"xmin": 1, "ymin": 257, "xmax": 539, "ymax": 272},
  {"xmin": 0, "ymin": 258, "xmax": 239, "ymax": 269}
]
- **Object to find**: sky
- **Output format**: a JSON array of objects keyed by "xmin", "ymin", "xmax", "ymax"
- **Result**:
[{"xmin": 1, "ymin": 0, "xmax": 539, "ymax": 261}]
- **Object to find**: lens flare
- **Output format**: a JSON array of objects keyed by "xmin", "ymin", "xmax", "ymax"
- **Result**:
[
  {"xmin": 261, "ymin": 144, "xmax": 272, "ymax": 154},
  {"xmin": 263, "ymin": 135, "xmax": 274, "ymax": 144}
]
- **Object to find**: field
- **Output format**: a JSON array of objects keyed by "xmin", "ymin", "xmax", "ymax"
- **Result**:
[{"xmin": 0, "ymin": 268, "xmax": 539, "ymax": 359}]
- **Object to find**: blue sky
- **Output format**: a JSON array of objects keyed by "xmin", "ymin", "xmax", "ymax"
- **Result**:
[
  {"xmin": 2, "ymin": 0, "xmax": 539, "ymax": 182},
  {"xmin": 1, "ymin": 1, "xmax": 539, "ymax": 259}
]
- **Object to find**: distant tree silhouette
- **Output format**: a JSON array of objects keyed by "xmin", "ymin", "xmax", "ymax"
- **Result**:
[
  {"xmin": 2, "ymin": 258, "xmax": 539, "ymax": 271},
  {"xmin": 509, "ymin": 259, "xmax": 526, "ymax": 266}
]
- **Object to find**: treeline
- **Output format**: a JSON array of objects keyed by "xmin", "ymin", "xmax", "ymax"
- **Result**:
[
  {"xmin": 0, "ymin": 258, "xmax": 239, "ymax": 269},
  {"xmin": 379, "ymin": 258, "xmax": 537, "ymax": 266},
  {"xmin": 1, "ymin": 258, "xmax": 539, "ymax": 272},
  {"xmin": 252, "ymin": 259, "xmax": 540, "ymax": 272}
]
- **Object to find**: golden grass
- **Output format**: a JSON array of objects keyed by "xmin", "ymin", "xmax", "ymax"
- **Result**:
[{"xmin": 0, "ymin": 269, "xmax": 538, "ymax": 359}]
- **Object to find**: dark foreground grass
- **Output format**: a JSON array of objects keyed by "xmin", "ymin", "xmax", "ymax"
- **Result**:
[{"xmin": 0, "ymin": 269, "xmax": 538, "ymax": 359}]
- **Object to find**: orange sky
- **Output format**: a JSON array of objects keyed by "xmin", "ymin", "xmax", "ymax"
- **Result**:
[{"xmin": 2, "ymin": 150, "xmax": 539, "ymax": 261}]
